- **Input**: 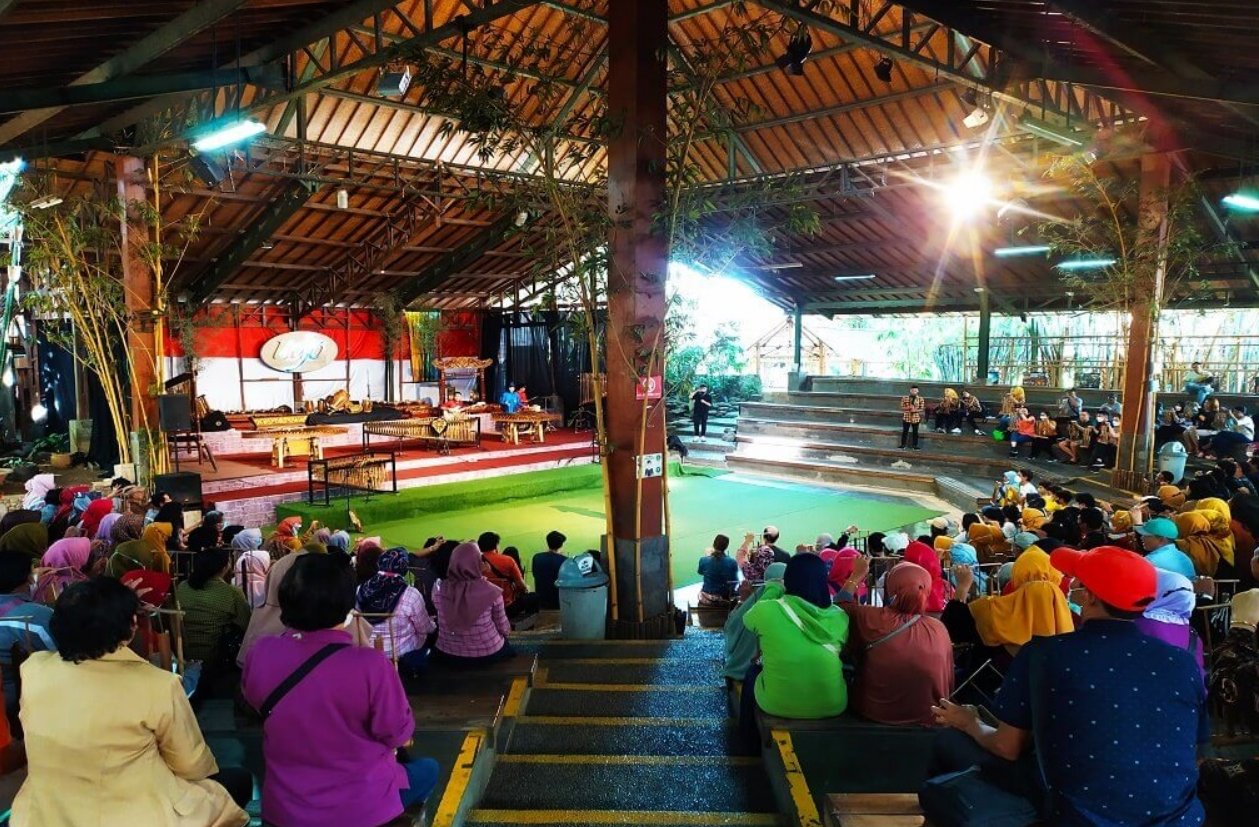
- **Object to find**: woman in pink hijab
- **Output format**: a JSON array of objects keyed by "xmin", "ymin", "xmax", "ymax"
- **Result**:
[
  {"xmin": 903, "ymin": 540, "xmax": 953, "ymax": 613},
  {"xmin": 827, "ymin": 548, "xmax": 869, "ymax": 600},
  {"xmin": 432, "ymin": 542, "xmax": 514, "ymax": 664},
  {"xmin": 33, "ymin": 537, "xmax": 91, "ymax": 604}
]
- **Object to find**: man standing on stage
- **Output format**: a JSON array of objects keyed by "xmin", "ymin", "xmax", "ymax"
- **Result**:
[
  {"xmin": 900, "ymin": 384, "xmax": 925, "ymax": 450},
  {"xmin": 690, "ymin": 383, "xmax": 713, "ymax": 442}
]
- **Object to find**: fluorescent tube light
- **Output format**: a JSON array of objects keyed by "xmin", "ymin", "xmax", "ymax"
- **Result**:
[
  {"xmin": 192, "ymin": 119, "xmax": 267, "ymax": 152},
  {"xmin": 993, "ymin": 245, "xmax": 1051, "ymax": 258},
  {"xmin": 1223, "ymin": 192, "xmax": 1259, "ymax": 212},
  {"xmin": 1056, "ymin": 258, "xmax": 1117, "ymax": 272},
  {"xmin": 832, "ymin": 274, "xmax": 876, "ymax": 282}
]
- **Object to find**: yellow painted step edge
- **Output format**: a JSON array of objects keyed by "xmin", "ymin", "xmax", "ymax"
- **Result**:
[{"xmin": 468, "ymin": 809, "xmax": 780, "ymax": 825}]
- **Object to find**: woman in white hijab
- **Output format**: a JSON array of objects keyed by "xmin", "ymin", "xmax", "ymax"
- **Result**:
[
  {"xmin": 231, "ymin": 528, "xmax": 270, "ymax": 609},
  {"xmin": 23, "ymin": 473, "xmax": 55, "ymax": 511}
]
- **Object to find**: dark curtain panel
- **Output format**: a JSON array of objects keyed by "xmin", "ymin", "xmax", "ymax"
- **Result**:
[
  {"xmin": 505, "ymin": 313, "xmax": 554, "ymax": 399},
  {"xmin": 35, "ymin": 326, "xmax": 75, "ymax": 435},
  {"xmin": 85, "ymin": 364, "xmax": 121, "ymax": 469},
  {"xmin": 481, "ymin": 311, "xmax": 504, "ymax": 401}
]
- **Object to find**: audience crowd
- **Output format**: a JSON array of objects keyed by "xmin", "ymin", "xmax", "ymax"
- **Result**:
[{"xmin": 1, "ymin": 380, "xmax": 1258, "ymax": 827}]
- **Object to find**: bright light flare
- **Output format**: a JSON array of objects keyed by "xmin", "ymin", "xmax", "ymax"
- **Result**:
[
  {"xmin": 942, "ymin": 169, "xmax": 995, "ymax": 221},
  {"xmin": 192, "ymin": 119, "xmax": 267, "ymax": 152},
  {"xmin": 30, "ymin": 403, "xmax": 47, "ymax": 422},
  {"xmin": 1223, "ymin": 193, "xmax": 1259, "ymax": 213}
]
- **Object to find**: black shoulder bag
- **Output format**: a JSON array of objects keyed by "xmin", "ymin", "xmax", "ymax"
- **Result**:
[{"xmin": 258, "ymin": 643, "xmax": 348, "ymax": 720}]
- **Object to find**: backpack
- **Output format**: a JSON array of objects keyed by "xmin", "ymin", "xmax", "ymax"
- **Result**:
[
  {"xmin": 1198, "ymin": 758, "xmax": 1259, "ymax": 826},
  {"xmin": 1208, "ymin": 627, "xmax": 1259, "ymax": 737}
]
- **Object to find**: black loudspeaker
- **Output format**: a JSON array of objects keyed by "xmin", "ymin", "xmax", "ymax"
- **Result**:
[
  {"xmin": 190, "ymin": 154, "xmax": 228, "ymax": 187},
  {"xmin": 153, "ymin": 471, "xmax": 202, "ymax": 508},
  {"xmin": 157, "ymin": 394, "xmax": 193, "ymax": 432}
]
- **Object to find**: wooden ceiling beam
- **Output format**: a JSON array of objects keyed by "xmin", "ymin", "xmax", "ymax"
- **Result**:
[{"xmin": 0, "ymin": 0, "xmax": 251, "ymax": 146}]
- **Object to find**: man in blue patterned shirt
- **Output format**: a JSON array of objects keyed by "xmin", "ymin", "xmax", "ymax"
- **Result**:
[{"xmin": 925, "ymin": 546, "xmax": 1206, "ymax": 826}]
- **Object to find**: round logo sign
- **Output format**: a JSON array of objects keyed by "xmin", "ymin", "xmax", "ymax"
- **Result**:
[{"xmin": 259, "ymin": 331, "xmax": 338, "ymax": 373}]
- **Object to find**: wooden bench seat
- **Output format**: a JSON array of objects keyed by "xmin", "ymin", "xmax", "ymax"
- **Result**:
[{"xmin": 826, "ymin": 793, "xmax": 925, "ymax": 827}]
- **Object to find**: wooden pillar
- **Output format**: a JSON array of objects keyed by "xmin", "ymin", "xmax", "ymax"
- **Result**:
[
  {"xmin": 792, "ymin": 307, "xmax": 803, "ymax": 372},
  {"xmin": 605, "ymin": 0, "xmax": 670, "ymax": 637},
  {"xmin": 1115, "ymin": 153, "xmax": 1172, "ymax": 491},
  {"xmin": 288, "ymin": 303, "xmax": 304, "ymax": 407},
  {"xmin": 116, "ymin": 156, "xmax": 158, "ymax": 437},
  {"xmin": 976, "ymin": 289, "xmax": 991, "ymax": 384}
]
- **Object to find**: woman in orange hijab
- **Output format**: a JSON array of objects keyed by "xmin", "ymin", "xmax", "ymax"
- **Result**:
[
  {"xmin": 967, "ymin": 521, "xmax": 1009, "ymax": 563},
  {"xmin": 962, "ymin": 549, "xmax": 1074, "ymax": 653},
  {"xmin": 1158, "ymin": 484, "xmax": 1186, "ymax": 511},
  {"xmin": 1174, "ymin": 511, "xmax": 1228, "ymax": 576},
  {"xmin": 1194, "ymin": 498, "xmax": 1237, "ymax": 572},
  {"xmin": 268, "ymin": 516, "xmax": 307, "ymax": 552}
]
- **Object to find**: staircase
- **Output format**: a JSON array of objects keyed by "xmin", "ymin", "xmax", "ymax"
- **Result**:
[
  {"xmin": 727, "ymin": 377, "xmax": 1147, "ymax": 509},
  {"xmin": 466, "ymin": 633, "xmax": 781, "ymax": 827}
]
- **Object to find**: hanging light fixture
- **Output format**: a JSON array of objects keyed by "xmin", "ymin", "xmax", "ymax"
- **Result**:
[
  {"xmin": 776, "ymin": 25, "xmax": 813, "ymax": 76},
  {"xmin": 873, "ymin": 56, "xmax": 895, "ymax": 84}
]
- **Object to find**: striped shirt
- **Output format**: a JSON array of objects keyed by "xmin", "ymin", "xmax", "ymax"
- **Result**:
[{"xmin": 367, "ymin": 588, "xmax": 436, "ymax": 658}]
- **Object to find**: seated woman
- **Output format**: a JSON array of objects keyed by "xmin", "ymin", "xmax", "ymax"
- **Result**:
[
  {"xmin": 242, "ymin": 554, "xmax": 438, "ymax": 827},
  {"xmin": 231, "ymin": 528, "xmax": 269, "ymax": 609},
  {"xmin": 432, "ymin": 542, "xmax": 514, "ymax": 664},
  {"xmin": 176, "ymin": 548, "xmax": 252, "ymax": 665},
  {"xmin": 742, "ymin": 554, "xmax": 849, "ymax": 722},
  {"xmin": 836, "ymin": 558, "xmax": 953, "ymax": 726},
  {"xmin": 32, "ymin": 537, "xmax": 91, "ymax": 604},
  {"xmin": 114, "ymin": 522, "xmax": 174, "ymax": 575},
  {"xmin": 1135, "ymin": 569, "xmax": 1205, "ymax": 679},
  {"xmin": 934, "ymin": 388, "xmax": 960, "ymax": 433},
  {"xmin": 903, "ymin": 541, "xmax": 952, "ymax": 614},
  {"xmin": 268, "ymin": 516, "xmax": 310, "ymax": 553},
  {"xmin": 185, "ymin": 510, "xmax": 224, "ymax": 553},
  {"xmin": 697, "ymin": 534, "xmax": 739, "ymax": 605},
  {"xmin": 723, "ymin": 562, "xmax": 787, "ymax": 682},
  {"xmin": 14, "ymin": 578, "xmax": 251, "ymax": 826},
  {"xmin": 942, "ymin": 548, "xmax": 1074, "ymax": 660},
  {"xmin": 827, "ymin": 547, "xmax": 868, "ymax": 601},
  {"xmin": 356, "ymin": 548, "xmax": 436, "ymax": 678}
]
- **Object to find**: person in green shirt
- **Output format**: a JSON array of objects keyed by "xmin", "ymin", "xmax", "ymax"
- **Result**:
[
  {"xmin": 175, "ymin": 547, "xmax": 251, "ymax": 665},
  {"xmin": 723, "ymin": 562, "xmax": 787, "ymax": 682},
  {"xmin": 742, "ymin": 553, "xmax": 849, "ymax": 726}
]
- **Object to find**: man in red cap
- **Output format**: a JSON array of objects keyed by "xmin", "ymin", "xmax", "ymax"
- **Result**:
[{"xmin": 923, "ymin": 546, "xmax": 1208, "ymax": 827}]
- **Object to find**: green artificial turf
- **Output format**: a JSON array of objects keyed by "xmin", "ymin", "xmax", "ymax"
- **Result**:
[{"xmin": 277, "ymin": 465, "xmax": 940, "ymax": 589}]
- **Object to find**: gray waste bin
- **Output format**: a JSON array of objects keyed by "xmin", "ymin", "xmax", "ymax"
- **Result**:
[
  {"xmin": 1158, "ymin": 441, "xmax": 1188, "ymax": 483},
  {"xmin": 556, "ymin": 553, "xmax": 609, "ymax": 640}
]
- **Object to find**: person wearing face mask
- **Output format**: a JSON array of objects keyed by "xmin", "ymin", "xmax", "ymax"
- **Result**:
[
  {"xmin": 899, "ymin": 384, "xmax": 925, "ymax": 450},
  {"xmin": 1029, "ymin": 411, "xmax": 1058, "ymax": 460},
  {"xmin": 1055, "ymin": 409, "xmax": 1094, "ymax": 465},
  {"xmin": 1091, "ymin": 414, "xmax": 1117, "ymax": 470}
]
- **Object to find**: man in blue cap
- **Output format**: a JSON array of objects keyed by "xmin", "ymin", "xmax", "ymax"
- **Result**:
[{"xmin": 1135, "ymin": 516, "xmax": 1196, "ymax": 579}]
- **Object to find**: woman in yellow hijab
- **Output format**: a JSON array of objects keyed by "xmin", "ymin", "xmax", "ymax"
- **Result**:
[
  {"xmin": 140, "ymin": 522, "xmax": 173, "ymax": 574},
  {"xmin": 1158, "ymin": 484, "xmax": 1186, "ymax": 510},
  {"xmin": 967, "ymin": 521, "xmax": 1009, "ymax": 563},
  {"xmin": 933, "ymin": 535, "xmax": 954, "ymax": 564},
  {"xmin": 1173, "ymin": 511, "xmax": 1226, "ymax": 576},
  {"xmin": 1193, "ymin": 498, "xmax": 1236, "ymax": 569},
  {"xmin": 1021, "ymin": 507, "xmax": 1048, "ymax": 531},
  {"xmin": 963, "ymin": 549, "xmax": 1074, "ymax": 652}
]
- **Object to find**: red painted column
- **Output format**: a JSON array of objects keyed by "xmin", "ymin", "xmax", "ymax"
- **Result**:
[
  {"xmin": 1115, "ymin": 153, "xmax": 1171, "ymax": 491},
  {"xmin": 605, "ymin": 0, "xmax": 671, "ymax": 635},
  {"xmin": 116, "ymin": 156, "xmax": 159, "ymax": 438}
]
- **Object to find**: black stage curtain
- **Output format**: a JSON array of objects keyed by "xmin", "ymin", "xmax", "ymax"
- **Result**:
[
  {"xmin": 37, "ymin": 323, "xmax": 123, "ymax": 469},
  {"xmin": 488, "ymin": 310, "xmax": 602, "ymax": 417},
  {"xmin": 481, "ymin": 312, "xmax": 504, "ymax": 402}
]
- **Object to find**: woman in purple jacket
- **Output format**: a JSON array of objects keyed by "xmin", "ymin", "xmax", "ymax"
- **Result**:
[
  {"xmin": 1135, "ymin": 568, "xmax": 1206, "ymax": 681},
  {"xmin": 242, "ymin": 554, "xmax": 439, "ymax": 827}
]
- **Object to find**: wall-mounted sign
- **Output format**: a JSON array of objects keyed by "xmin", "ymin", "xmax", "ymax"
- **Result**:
[
  {"xmin": 260, "ymin": 331, "xmax": 338, "ymax": 373},
  {"xmin": 635, "ymin": 375, "xmax": 663, "ymax": 400}
]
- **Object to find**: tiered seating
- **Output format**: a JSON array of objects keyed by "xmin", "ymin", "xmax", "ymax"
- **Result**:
[{"xmin": 728, "ymin": 376, "xmax": 1247, "ymax": 505}]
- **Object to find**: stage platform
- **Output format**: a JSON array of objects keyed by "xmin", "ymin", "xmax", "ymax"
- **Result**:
[{"xmin": 187, "ymin": 428, "xmax": 598, "ymax": 528}]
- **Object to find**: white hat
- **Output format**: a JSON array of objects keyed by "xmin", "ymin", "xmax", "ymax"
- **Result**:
[{"xmin": 882, "ymin": 532, "xmax": 910, "ymax": 553}]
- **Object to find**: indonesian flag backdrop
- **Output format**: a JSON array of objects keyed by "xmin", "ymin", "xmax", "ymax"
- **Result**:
[{"xmin": 163, "ymin": 307, "xmax": 481, "ymax": 413}]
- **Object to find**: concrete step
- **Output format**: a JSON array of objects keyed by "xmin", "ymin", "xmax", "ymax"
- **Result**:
[
  {"xmin": 476, "ymin": 756, "xmax": 777, "ymax": 813},
  {"xmin": 468, "ymin": 814, "xmax": 779, "ymax": 827},
  {"xmin": 541, "ymin": 659, "xmax": 723, "ymax": 686},
  {"xmin": 740, "ymin": 401, "xmax": 916, "ymax": 428},
  {"xmin": 725, "ymin": 455, "xmax": 987, "ymax": 513},
  {"xmin": 737, "ymin": 417, "xmax": 995, "ymax": 450},
  {"xmin": 729, "ymin": 434, "xmax": 1079, "ymax": 488},
  {"xmin": 805, "ymin": 376, "xmax": 1259, "ymax": 412},
  {"xmin": 509, "ymin": 718, "xmax": 748, "ymax": 756},
  {"xmin": 512, "ymin": 635, "xmax": 725, "ymax": 662},
  {"xmin": 524, "ymin": 687, "xmax": 729, "ymax": 719}
]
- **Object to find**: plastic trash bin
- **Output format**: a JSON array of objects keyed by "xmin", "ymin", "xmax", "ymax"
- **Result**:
[
  {"xmin": 556, "ymin": 552, "xmax": 609, "ymax": 640},
  {"xmin": 1158, "ymin": 441, "xmax": 1188, "ymax": 483}
]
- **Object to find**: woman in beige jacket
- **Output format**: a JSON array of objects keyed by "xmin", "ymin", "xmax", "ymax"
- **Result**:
[{"xmin": 12, "ymin": 577, "xmax": 249, "ymax": 827}]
